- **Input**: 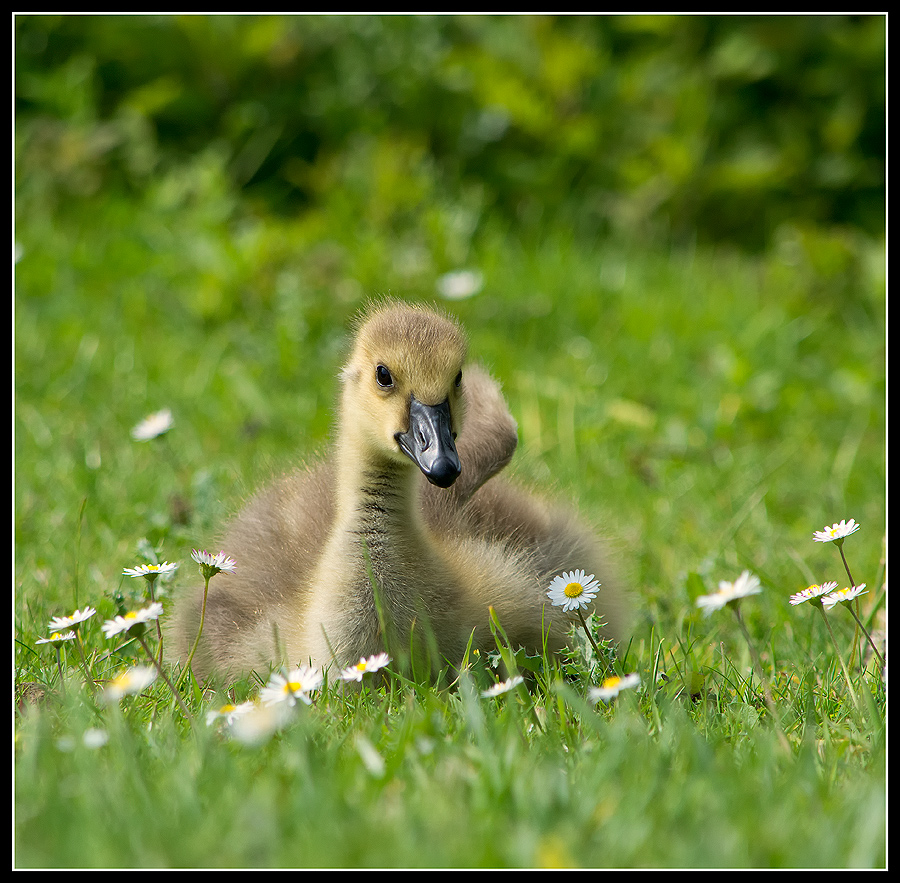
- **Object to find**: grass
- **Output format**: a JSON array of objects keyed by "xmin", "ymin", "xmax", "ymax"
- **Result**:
[{"xmin": 14, "ymin": 153, "xmax": 886, "ymax": 868}]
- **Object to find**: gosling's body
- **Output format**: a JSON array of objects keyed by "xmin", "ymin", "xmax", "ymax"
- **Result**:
[{"xmin": 170, "ymin": 303, "xmax": 629, "ymax": 681}]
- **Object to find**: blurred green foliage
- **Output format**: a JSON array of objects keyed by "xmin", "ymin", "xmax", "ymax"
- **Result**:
[{"xmin": 15, "ymin": 14, "xmax": 884, "ymax": 251}]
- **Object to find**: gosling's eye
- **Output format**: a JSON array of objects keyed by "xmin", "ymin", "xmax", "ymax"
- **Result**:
[
  {"xmin": 454, "ymin": 370, "xmax": 463, "ymax": 389},
  {"xmin": 375, "ymin": 365, "xmax": 394, "ymax": 389}
]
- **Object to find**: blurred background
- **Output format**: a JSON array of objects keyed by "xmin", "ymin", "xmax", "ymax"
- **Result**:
[{"xmin": 16, "ymin": 14, "xmax": 884, "ymax": 255}]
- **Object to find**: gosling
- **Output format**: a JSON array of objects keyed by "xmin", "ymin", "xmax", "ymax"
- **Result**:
[{"xmin": 169, "ymin": 301, "xmax": 630, "ymax": 681}]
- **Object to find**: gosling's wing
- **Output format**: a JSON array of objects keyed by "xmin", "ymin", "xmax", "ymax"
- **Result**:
[
  {"xmin": 459, "ymin": 478, "xmax": 633, "ymax": 647},
  {"xmin": 168, "ymin": 461, "xmax": 337, "ymax": 678}
]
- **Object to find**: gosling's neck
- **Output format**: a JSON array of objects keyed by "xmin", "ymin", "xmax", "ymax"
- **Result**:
[{"xmin": 332, "ymin": 429, "xmax": 427, "ymax": 563}]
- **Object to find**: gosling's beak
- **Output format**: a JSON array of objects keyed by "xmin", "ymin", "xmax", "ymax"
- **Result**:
[{"xmin": 395, "ymin": 396, "xmax": 461, "ymax": 488}]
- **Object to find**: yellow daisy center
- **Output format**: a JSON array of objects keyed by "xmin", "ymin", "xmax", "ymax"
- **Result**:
[
  {"xmin": 564, "ymin": 582, "xmax": 584, "ymax": 598},
  {"xmin": 355, "ymin": 661, "xmax": 367, "ymax": 671},
  {"xmin": 50, "ymin": 632, "xmax": 63, "ymax": 640},
  {"xmin": 220, "ymin": 704, "xmax": 235, "ymax": 713},
  {"xmin": 603, "ymin": 676, "xmax": 622, "ymax": 689},
  {"xmin": 286, "ymin": 681, "xmax": 302, "ymax": 693},
  {"xmin": 124, "ymin": 611, "xmax": 138, "ymax": 620}
]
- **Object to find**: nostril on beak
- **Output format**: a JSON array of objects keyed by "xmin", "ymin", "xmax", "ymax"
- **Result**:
[{"xmin": 397, "ymin": 396, "xmax": 460, "ymax": 488}]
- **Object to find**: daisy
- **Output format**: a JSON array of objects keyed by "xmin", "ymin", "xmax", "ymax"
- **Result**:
[
  {"xmin": 205, "ymin": 701, "xmax": 256, "ymax": 727},
  {"xmin": 822, "ymin": 584, "xmax": 868, "ymax": 611},
  {"xmin": 695, "ymin": 570, "xmax": 762, "ymax": 615},
  {"xmin": 338, "ymin": 652, "xmax": 392, "ymax": 682},
  {"xmin": 789, "ymin": 581, "xmax": 838, "ymax": 608},
  {"xmin": 481, "ymin": 675, "xmax": 524, "ymax": 698},
  {"xmin": 546, "ymin": 570, "xmax": 601, "ymax": 612},
  {"xmin": 48, "ymin": 606, "xmax": 96, "ymax": 632},
  {"xmin": 178, "ymin": 551, "xmax": 235, "ymax": 686},
  {"xmin": 101, "ymin": 602, "xmax": 164, "ymax": 639},
  {"xmin": 260, "ymin": 666, "xmax": 323, "ymax": 707},
  {"xmin": 813, "ymin": 519, "xmax": 860, "ymax": 544},
  {"xmin": 103, "ymin": 665, "xmax": 158, "ymax": 701},
  {"xmin": 436, "ymin": 269, "xmax": 484, "ymax": 300},
  {"xmin": 589, "ymin": 672, "xmax": 641, "ymax": 703},
  {"xmin": 82, "ymin": 728, "xmax": 109, "ymax": 749},
  {"xmin": 123, "ymin": 562, "xmax": 178, "ymax": 581},
  {"xmin": 191, "ymin": 549, "xmax": 237, "ymax": 579},
  {"xmin": 228, "ymin": 700, "xmax": 292, "ymax": 746},
  {"xmin": 131, "ymin": 408, "xmax": 173, "ymax": 441},
  {"xmin": 36, "ymin": 630, "xmax": 77, "ymax": 646}
]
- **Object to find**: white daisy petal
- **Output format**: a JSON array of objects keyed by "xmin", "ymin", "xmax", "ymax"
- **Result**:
[
  {"xmin": 789, "ymin": 582, "xmax": 838, "ymax": 607},
  {"xmin": 191, "ymin": 549, "xmax": 237, "ymax": 577},
  {"xmin": 260, "ymin": 666, "xmax": 323, "ymax": 707},
  {"xmin": 131, "ymin": 409, "xmax": 174, "ymax": 441},
  {"xmin": 101, "ymin": 602, "xmax": 164, "ymax": 639},
  {"xmin": 436, "ymin": 269, "xmax": 484, "ymax": 300},
  {"xmin": 206, "ymin": 701, "xmax": 256, "ymax": 727},
  {"xmin": 589, "ymin": 672, "xmax": 641, "ymax": 703},
  {"xmin": 822, "ymin": 584, "xmax": 868, "ymax": 610},
  {"xmin": 227, "ymin": 700, "xmax": 293, "ymax": 745},
  {"xmin": 695, "ymin": 571, "xmax": 761, "ymax": 616},
  {"xmin": 103, "ymin": 665, "xmax": 158, "ymax": 701},
  {"xmin": 36, "ymin": 630, "xmax": 77, "ymax": 646},
  {"xmin": 812, "ymin": 519, "xmax": 860, "ymax": 544},
  {"xmin": 481, "ymin": 676, "xmax": 524, "ymax": 698},
  {"xmin": 338, "ymin": 652, "xmax": 392, "ymax": 682},
  {"xmin": 123, "ymin": 561, "xmax": 178, "ymax": 580},
  {"xmin": 48, "ymin": 606, "xmax": 96, "ymax": 632},
  {"xmin": 546, "ymin": 569, "xmax": 601, "ymax": 612}
]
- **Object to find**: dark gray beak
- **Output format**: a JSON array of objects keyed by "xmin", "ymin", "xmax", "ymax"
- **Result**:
[{"xmin": 395, "ymin": 396, "xmax": 461, "ymax": 488}]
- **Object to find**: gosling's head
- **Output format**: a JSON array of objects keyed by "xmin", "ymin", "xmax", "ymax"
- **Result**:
[{"xmin": 340, "ymin": 302, "xmax": 468, "ymax": 488}]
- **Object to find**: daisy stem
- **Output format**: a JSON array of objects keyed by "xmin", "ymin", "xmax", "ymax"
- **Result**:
[
  {"xmin": 842, "ymin": 604, "xmax": 884, "ymax": 669},
  {"xmin": 135, "ymin": 632, "xmax": 193, "ymax": 723},
  {"xmin": 731, "ymin": 605, "xmax": 789, "ymax": 752},
  {"xmin": 576, "ymin": 608, "xmax": 610, "ymax": 679},
  {"xmin": 144, "ymin": 576, "xmax": 166, "ymax": 667},
  {"xmin": 177, "ymin": 575, "xmax": 210, "ymax": 692},
  {"xmin": 160, "ymin": 433, "xmax": 184, "ymax": 480},
  {"xmin": 837, "ymin": 543, "xmax": 856, "ymax": 588},
  {"xmin": 72, "ymin": 630, "xmax": 97, "ymax": 695},
  {"xmin": 54, "ymin": 647, "xmax": 66, "ymax": 697},
  {"xmin": 816, "ymin": 606, "xmax": 861, "ymax": 713},
  {"xmin": 836, "ymin": 544, "xmax": 862, "ymax": 670}
]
